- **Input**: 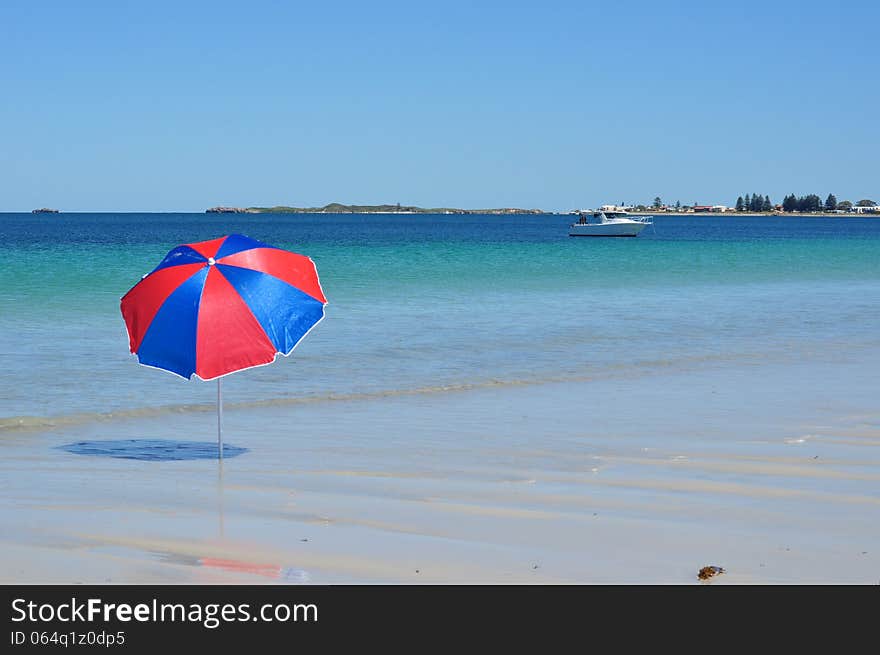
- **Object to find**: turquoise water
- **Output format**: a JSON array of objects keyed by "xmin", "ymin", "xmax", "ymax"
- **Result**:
[{"xmin": 2, "ymin": 212, "xmax": 879, "ymax": 425}]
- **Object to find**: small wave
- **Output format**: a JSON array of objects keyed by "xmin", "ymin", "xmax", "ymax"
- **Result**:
[
  {"xmin": 0, "ymin": 380, "xmax": 538, "ymax": 434},
  {"xmin": 0, "ymin": 404, "xmax": 219, "ymax": 434}
]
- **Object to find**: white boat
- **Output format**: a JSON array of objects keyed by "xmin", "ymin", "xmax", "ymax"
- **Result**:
[{"xmin": 568, "ymin": 210, "xmax": 652, "ymax": 237}]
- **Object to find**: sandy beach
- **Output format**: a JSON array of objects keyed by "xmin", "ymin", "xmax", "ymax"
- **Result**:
[{"xmin": 3, "ymin": 351, "xmax": 878, "ymax": 585}]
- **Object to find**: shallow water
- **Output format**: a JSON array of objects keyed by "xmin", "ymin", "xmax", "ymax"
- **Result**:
[{"xmin": 2, "ymin": 358, "xmax": 878, "ymax": 583}]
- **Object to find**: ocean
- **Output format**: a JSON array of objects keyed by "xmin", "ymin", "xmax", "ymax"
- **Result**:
[
  {"xmin": 1, "ymin": 212, "xmax": 879, "ymax": 426},
  {"xmin": 2, "ymin": 212, "xmax": 880, "ymax": 583}
]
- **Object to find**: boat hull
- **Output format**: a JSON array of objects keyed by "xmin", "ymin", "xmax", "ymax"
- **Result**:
[{"xmin": 568, "ymin": 221, "xmax": 648, "ymax": 237}]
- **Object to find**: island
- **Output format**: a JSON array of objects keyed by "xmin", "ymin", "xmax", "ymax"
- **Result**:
[
  {"xmin": 31, "ymin": 208, "xmax": 60, "ymax": 214},
  {"xmin": 208, "ymin": 202, "xmax": 546, "ymax": 215}
]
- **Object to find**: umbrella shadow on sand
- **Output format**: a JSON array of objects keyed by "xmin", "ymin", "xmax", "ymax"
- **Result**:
[{"xmin": 58, "ymin": 439, "xmax": 248, "ymax": 461}]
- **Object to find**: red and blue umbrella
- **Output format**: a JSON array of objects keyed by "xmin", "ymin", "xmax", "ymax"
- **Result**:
[
  {"xmin": 120, "ymin": 234, "xmax": 327, "ymax": 456},
  {"xmin": 121, "ymin": 233, "xmax": 326, "ymax": 380}
]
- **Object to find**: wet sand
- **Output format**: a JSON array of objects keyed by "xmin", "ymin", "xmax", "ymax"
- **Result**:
[{"xmin": 1, "ymin": 358, "xmax": 878, "ymax": 584}]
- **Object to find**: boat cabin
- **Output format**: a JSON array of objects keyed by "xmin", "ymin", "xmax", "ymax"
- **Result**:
[{"xmin": 576, "ymin": 211, "xmax": 613, "ymax": 224}]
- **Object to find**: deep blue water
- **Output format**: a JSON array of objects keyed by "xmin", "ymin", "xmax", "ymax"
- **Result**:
[{"xmin": 3, "ymin": 211, "xmax": 880, "ymax": 246}]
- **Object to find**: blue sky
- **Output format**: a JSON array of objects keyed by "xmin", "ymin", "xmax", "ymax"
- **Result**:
[{"xmin": 1, "ymin": 0, "xmax": 877, "ymax": 211}]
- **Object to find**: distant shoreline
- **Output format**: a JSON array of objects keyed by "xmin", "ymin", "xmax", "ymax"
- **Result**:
[
  {"xmin": 207, "ymin": 203, "xmax": 546, "ymax": 215},
  {"xmin": 629, "ymin": 211, "xmax": 876, "ymax": 218},
  {"xmin": 5, "ymin": 210, "xmax": 878, "ymax": 218},
  {"xmin": 203, "ymin": 207, "xmax": 878, "ymax": 218}
]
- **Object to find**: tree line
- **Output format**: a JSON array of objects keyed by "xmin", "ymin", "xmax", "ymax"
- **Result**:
[
  {"xmin": 736, "ymin": 193, "xmax": 876, "ymax": 212},
  {"xmin": 779, "ymin": 194, "xmax": 876, "ymax": 212},
  {"xmin": 735, "ymin": 194, "xmax": 772, "ymax": 212},
  {"xmin": 781, "ymin": 194, "xmax": 825, "ymax": 212}
]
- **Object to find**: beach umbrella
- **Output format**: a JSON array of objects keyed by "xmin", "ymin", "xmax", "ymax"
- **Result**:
[{"xmin": 120, "ymin": 234, "xmax": 327, "ymax": 458}]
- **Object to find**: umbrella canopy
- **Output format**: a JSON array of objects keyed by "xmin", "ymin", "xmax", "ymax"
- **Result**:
[{"xmin": 120, "ymin": 234, "xmax": 326, "ymax": 380}]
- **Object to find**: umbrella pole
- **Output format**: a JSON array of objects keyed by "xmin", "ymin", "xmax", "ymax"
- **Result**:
[{"xmin": 217, "ymin": 378, "xmax": 223, "ymax": 460}]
